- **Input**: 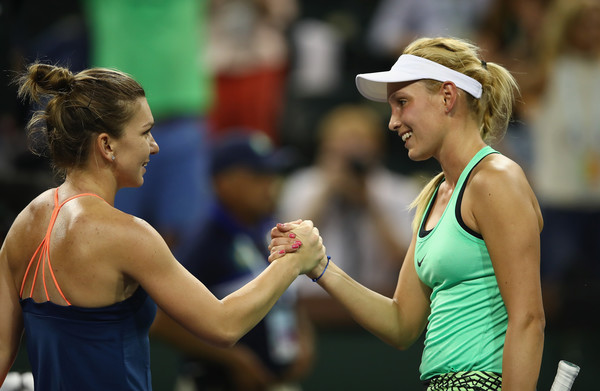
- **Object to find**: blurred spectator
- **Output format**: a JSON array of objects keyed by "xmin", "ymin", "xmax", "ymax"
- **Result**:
[
  {"xmin": 476, "ymin": 0, "xmax": 551, "ymax": 167},
  {"xmin": 526, "ymin": 0, "xmax": 600, "ymax": 328},
  {"xmin": 83, "ymin": 0, "xmax": 214, "ymax": 255},
  {"xmin": 152, "ymin": 132, "xmax": 314, "ymax": 391},
  {"xmin": 207, "ymin": 0, "xmax": 299, "ymax": 144},
  {"xmin": 281, "ymin": 0, "xmax": 384, "ymax": 159},
  {"xmin": 478, "ymin": 0, "xmax": 550, "ymax": 106},
  {"xmin": 277, "ymin": 104, "xmax": 419, "ymax": 326}
]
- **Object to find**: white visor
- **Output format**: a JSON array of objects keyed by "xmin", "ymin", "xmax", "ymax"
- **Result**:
[{"xmin": 355, "ymin": 54, "xmax": 482, "ymax": 102}]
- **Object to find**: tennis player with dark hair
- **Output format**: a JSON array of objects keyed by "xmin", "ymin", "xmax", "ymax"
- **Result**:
[
  {"xmin": 0, "ymin": 63, "xmax": 326, "ymax": 390},
  {"xmin": 270, "ymin": 36, "xmax": 545, "ymax": 391}
]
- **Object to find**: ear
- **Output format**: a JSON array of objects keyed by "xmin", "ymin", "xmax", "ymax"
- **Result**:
[
  {"xmin": 96, "ymin": 133, "xmax": 115, "ymax": 162},
  {"xmin": 440, "ymin": 81, "xmax": 458, "ymax": 113}
]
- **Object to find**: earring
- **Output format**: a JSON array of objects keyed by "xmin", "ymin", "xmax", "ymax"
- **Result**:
[{"xmin": 111, "ymin": 155, "xmax": 116, "ymax": 161}]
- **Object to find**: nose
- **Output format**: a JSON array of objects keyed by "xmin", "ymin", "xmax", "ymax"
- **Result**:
[
  {"xmin": 388, "ymin": 106, "xmax": 402, "ymax": 131},
  {"xmin": 388, "ymin": 117, "xmax": 401, "ymax": 132},
  {"xmin": 149, "ymin": 133, "xmax": 160, "ymax": 154}
]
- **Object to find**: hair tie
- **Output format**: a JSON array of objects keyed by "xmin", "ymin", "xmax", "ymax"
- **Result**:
[{"xmin": 311, "ymin": 256, "xmax": 331, "ymax": 282}]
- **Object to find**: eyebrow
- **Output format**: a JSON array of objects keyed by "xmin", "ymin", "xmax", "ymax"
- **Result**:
[{"xmin": 387, "ymin": 90, "xmax": 405, "ymax": 103}]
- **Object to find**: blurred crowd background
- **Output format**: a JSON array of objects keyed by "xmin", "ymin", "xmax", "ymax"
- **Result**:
[{"xmin": 1, "ymin": 0, "xmax": 599, "ymax": 389}]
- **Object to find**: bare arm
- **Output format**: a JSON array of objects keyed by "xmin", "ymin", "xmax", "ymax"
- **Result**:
[
  {"xmin": 120, "ymin": 219, "xmax": 325, "ymax": 347},
  {"xmin": 0, "ymin": 237, "xmax": 24, "ymax": 384},
  {"xmin": 469, "ymin": 158, "xmax": 545, "ymax": 391},
  {"xmin": 270, "ymin": 226, "xmax": 431, "ymax": 350}
]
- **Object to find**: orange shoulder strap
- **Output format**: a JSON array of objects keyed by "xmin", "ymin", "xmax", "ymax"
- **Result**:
[{"xmin": 20, "ymin": 188, "xmax": 106, "ymax": 305}]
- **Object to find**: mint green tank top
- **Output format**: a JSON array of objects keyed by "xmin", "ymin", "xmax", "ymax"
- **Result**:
[{"xmin": 415, "ymin": 146, "xmax": 507, "ymax": 381}]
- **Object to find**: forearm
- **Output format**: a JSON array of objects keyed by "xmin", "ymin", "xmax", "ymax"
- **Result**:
[
  {"xmin": 314, "ymin": 260, "xmax": 417, "ymax": 349},
  {"xmin": 217, "ymin": 256, "xmax": 302, "ymax": 346},
  {"xmin": 501, "ymin": 317, "xmax": 545, "ymax": 391}
]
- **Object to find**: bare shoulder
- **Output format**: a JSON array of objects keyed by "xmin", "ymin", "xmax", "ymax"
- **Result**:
[
  {"xmin": 468, "ymin": 154, "xmax": 535, "ymax": 201},
  {"xmin": 69, "ymin": 200, "xmax": 167, "ymax": 260},
  {"xmin": 12, "ymin": 188, "xmax": 55, "ymax": 229},
  {"xmin": 56, "ymin": 198, "xmax": 174, "ymax": 293},
  {"xmin": 3, "ymin": 189, "xmax": 55, "ymax": 260},
  {"xmin": 467, "ymin": 153, "xmax": 543, "ymax": 230},
  {"xmin": 470, "ymin": 153, "xmax": 529, "ymax": 190}
]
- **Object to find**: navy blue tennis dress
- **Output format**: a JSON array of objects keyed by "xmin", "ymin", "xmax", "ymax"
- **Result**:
[{"xmin": 19, "ymin": 189, "xmax": 157, "ymax": 390}]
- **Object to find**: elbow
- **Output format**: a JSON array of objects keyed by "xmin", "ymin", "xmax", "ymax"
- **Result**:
[
  {"xmin": 204, "ymin": 329, "xmax": 241, "ymax": 348},
  {"xmin": 392, "ymin": 343, "xmax": 412, "ymax": 351},
  {"xmin": 510, "ymin": 309, "xmax": 546, "ymax": 335},
  {"xmin": 204, "ymin": 323, "xmax": 244, "ymax": 348},
  {"xmin": 388, "ymin": 340, "xmax": 415, "ymax": 351},
  {"xmin": 530, "ymin": 308, "xmax": 546, "ymax": 333},
  {"xmin": 385, "ymin": 331, "xmax": 421, "ymax": 351},
  {"xmin": 538, "ymin": 311, "xmax": 546, "ymax": 333},
  {"xmin": 214, "ymin": 335, "xmax": 240, "ymax": 349}
]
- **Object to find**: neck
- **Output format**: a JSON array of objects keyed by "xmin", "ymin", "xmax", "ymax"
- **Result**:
[
  {"xmin": 62, "ymin": 169, "xmax": 117, "ymax": 205},
  {"xmin": 436, "ymin": 125, "xmax": 487, "ymax": 188}
]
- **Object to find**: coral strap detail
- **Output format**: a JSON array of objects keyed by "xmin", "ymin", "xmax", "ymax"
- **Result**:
[{"xmin": 19, "ymin": 188, "xmax": 106, "ymax": 305}]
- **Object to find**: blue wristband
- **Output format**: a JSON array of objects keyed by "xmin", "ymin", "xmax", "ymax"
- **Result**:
[{"xmin": 311, "ymin": 256, "xmax": 331, "ymax": 282}]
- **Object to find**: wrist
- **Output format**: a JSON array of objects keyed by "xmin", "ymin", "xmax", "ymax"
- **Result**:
[
  {"xmin": 307, "ymin": 255, "xmax": 331, "ymax": 282},
  {"xmin": 271, "ymin": 254, "xmax": 304, "ymax": 281}
]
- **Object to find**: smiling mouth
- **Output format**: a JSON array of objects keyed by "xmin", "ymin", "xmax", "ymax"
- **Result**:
[{"xmin": 401, "ymin": 131, "xmax": 413, "ymax": 142}]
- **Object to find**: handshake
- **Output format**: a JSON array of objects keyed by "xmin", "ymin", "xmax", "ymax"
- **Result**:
[{"xmin": 268, "ymin": 220, "xmax": 330, "ymax": 281}]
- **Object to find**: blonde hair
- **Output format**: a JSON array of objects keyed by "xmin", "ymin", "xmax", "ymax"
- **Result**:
[{"xmin": 404, "ymin": 37, "xmax": 519, "ymax": 232}]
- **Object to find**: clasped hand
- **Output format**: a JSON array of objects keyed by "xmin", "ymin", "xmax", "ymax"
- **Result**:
[{"xmin": 268, "ymin": 220, "xmax": 328, "ymax": 277}]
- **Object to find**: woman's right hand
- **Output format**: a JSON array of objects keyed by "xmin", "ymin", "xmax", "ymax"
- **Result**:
[{"xmin": 268, "ymin": 220, "xmax": 327, "ymax": 275}]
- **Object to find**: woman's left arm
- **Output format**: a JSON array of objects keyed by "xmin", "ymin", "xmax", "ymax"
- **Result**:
[
  {"xmin": 0, "ymin": 237, "xmax": 24, "ymax": 385},
  {"xmin": 468, "ymin": 156, "xmax": 545, "ymax": 391}
]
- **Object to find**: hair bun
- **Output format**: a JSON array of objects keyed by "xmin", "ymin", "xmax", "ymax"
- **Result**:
[{"xmin": 31, "ymin": 63, "xmax": 75, "ymax": 94}]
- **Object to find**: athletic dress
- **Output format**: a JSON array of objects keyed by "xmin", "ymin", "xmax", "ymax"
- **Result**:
[
  {"xmin": 19, "ymin": 188, "xmax": 157, "ymax": 391},
  {"xmin": 415, "ymin": 146, "xmax": 506, "ymax": 390}
]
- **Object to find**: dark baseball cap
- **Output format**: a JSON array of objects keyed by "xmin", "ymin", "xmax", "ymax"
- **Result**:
[{"xmin": 210, "ymin": 131, "xmax": 293, "ymax": 175}]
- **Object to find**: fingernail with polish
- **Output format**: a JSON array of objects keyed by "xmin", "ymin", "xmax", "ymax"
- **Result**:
[
  {"xmin": 279, "ymin": 249, "xmax": 286, "ymax": 254},
  {"xmin": 289, "ymin": 233, "xmax": 296, "ymax": 238}
]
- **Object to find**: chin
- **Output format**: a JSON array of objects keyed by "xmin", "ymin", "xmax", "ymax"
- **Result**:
[
  {"xmin": 407, "ymin": 149, "xmax": 430, "ymax": 163},
  {"xmin": 124, "ymin": 178, "xmax": 145, "ymax": 188}
]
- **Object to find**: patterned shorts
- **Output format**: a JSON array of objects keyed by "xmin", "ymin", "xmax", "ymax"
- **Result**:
[{"xmin": 423, "ymin": 371, "xmax": 502, "ymax": 391}]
